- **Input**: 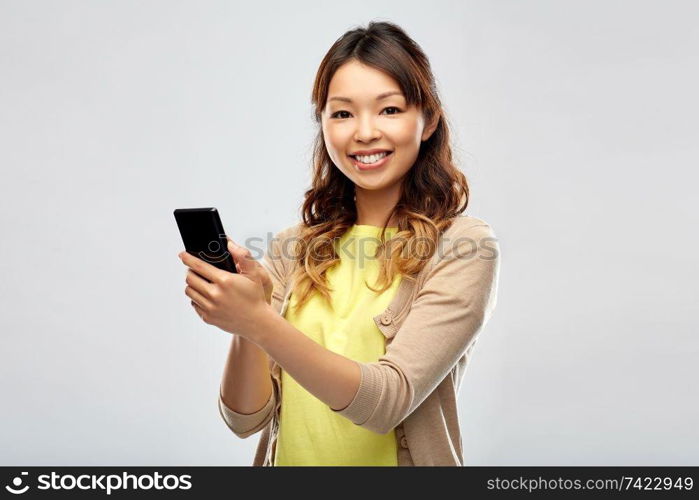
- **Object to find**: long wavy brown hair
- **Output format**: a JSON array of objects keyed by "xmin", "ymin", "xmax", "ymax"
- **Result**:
[{"xmin": 287, "ymin": 20, "xmax": 470, "ymax": 314}]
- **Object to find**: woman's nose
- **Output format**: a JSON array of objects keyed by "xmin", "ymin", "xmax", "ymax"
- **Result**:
[{"xmin": 354, "ymin": 116, "xmax": 381, "ymax": 142}]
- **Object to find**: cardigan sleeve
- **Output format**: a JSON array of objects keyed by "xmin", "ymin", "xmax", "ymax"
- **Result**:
[
  {"xmin": 216, "ymin": 225, "xmax": 292, "ymax": 438},
  {"xmin": 330, "ymin": 222, "xmax": 501, "ymax": 434},
  {"xmin": 218, "ymin": 384, "xmax": 276, "ymax": 438}
]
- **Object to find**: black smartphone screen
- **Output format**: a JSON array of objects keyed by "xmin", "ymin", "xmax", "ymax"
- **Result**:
[{"xmin": 173, "ymin": 207, "xmax": 237, "ymax": 277}]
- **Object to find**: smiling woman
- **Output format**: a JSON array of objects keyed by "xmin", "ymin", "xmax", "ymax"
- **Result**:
[
  {"xmin": 215, "ymin": 20, "xmax": 500, "ymax": 467},
  {"xmin": 295, "ymin": 23, "xmax": 469, "ymax": 312},
  {"xmin": 323, "ymin": 62, "xmax": 435, "ymax": 184}
]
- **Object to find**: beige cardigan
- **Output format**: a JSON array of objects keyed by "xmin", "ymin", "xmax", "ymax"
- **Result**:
[{"xmin": 217, "ymin": 215, "xmax": 500, "ymax": 466}]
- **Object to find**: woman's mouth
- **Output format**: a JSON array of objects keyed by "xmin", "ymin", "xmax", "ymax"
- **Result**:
[{"xmin": 348, "ymin": 151, "xmax": 393, "ymax": 171}]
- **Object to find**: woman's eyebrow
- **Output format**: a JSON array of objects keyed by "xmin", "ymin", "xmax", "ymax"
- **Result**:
[{"xmin": 328, "ymin": 90, "xmax": 403, "ymax": 103}]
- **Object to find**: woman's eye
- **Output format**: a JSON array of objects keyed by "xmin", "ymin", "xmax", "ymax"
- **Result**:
[
  {"xmin": 330, "ymin": 107, "xmax": 402, "ymax": 119},
  {"xmin": 331, "ymin": 110, "xmax": 351, "ymax": 119}
]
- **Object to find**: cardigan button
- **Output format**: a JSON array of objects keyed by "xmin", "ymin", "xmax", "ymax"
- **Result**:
[
  {"xmin": 399, "ymin": 436, "xmax": 409, "ymax": 448},
  {"xmin": 380, "ymin": 313, "xmax": 392, "ymax": 325}
]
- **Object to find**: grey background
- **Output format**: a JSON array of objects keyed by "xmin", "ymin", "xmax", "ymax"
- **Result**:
[{"xmin": 1, "ymin": 0, "xmax": 696, "ymax": 465}]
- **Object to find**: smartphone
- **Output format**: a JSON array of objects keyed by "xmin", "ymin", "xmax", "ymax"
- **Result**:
[{"xmin": 173, "ymin": 207, "xmax": 237, "ymax": 279}]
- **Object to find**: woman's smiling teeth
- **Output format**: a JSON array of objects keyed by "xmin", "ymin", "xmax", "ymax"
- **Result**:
[{"xmin": 351, "ymin": 151, "xmax": 391, "ymax": 164}]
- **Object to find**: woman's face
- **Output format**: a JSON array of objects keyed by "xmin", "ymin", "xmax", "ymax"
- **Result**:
[{"xmin": 321, "ymin": 60, "xmax": 436, "ymax": 194}]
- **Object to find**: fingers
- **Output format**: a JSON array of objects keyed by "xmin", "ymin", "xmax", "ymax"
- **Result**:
[
  {"xmin": 185, "ymin": 281, "xmax": 213, "ymax": 311},
  {"xmin": 178, "ymin": 250, "xmax": 226, "ymax": 283},
  {"xmin": 185, "ymin": 269, "xmax": 215, "ymax": 301},
  {"xmin": 190, "ymin": 300, "xmax": 208, "ymax": 322}
]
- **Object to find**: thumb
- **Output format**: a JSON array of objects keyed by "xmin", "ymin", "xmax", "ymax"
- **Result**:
[{"xmin": 227, "ymin": 239, "xmax": 254, "ymax": 270}]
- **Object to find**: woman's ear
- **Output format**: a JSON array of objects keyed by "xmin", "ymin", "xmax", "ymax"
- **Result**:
[{"xmin": 421, "ymin": 113, "xmax": 439, "ymax": 142}]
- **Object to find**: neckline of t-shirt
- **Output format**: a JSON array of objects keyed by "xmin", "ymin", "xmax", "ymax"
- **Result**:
[{"xmin": 350, "ymin": 224, "xmax": 398, "ymax": 233}]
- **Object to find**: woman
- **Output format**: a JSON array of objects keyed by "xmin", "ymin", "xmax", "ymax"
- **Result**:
[{"xmin": 179, "ymin": 21, "xmax": 500, "ymax": 466}]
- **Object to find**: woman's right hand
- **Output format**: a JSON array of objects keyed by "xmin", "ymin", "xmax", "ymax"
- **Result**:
[{"xmin": 226, "ymin": 238, "xmax": 274, "ymax": 305}]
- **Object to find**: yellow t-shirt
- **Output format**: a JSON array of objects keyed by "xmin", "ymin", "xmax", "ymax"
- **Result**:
[{"xmin": 274, "ymin": 224, "xmax": 402, "ymax": 466}]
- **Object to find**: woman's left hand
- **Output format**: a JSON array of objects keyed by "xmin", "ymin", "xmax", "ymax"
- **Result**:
[{"xmin": 178, "ymin": 250, "xmax": 269, "ymax": 340}]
